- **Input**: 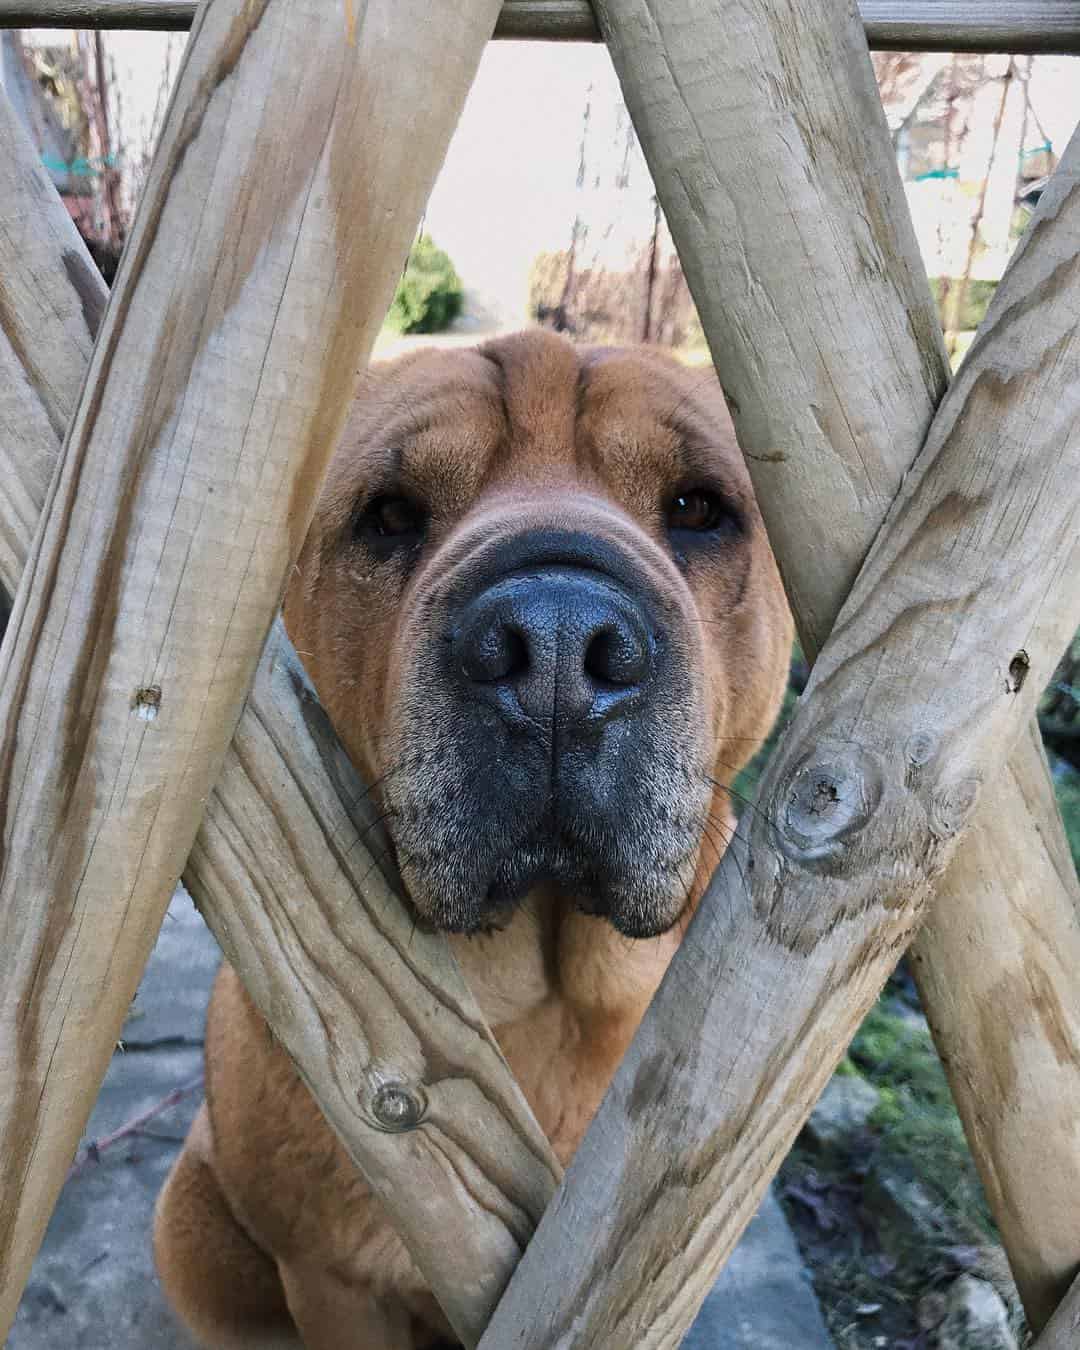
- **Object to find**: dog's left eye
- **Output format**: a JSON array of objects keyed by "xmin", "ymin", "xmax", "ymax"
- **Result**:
[
  {"xmin": 666, "ymin": 489, "xmax": 732, "ymax": 534},
  {"xmin": 355, "ymin": 495, "xmax": 428, "ymax": 551}
]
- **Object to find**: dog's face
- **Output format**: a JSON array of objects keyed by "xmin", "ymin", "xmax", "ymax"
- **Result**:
[{"xmin": 286, "ymin": 331, "xmax": 792, "ymax": 938}]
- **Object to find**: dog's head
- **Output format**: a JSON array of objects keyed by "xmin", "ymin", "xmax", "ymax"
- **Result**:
[{"xmin": 286, "ymin": 331, "xmax": 792, "ymax": 937}]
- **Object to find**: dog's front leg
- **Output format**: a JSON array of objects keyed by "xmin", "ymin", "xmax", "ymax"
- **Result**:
[{"xmin": 278, "ymin": 1262, "xmax": 432, "ymax": 1350}]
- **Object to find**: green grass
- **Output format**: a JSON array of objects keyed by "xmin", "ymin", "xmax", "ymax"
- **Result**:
[{"xmin": 849, "ymin": 1005, "xmax": 994, "ymax": 1241}]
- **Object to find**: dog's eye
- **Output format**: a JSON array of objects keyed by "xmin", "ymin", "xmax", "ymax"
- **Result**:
[
  {"xmin": 372, "ymin": 496, "xmax": 424, "ymax": 537},
  {"xmin": 354, "ymin": 495, "xmax": 428, "ymax": 552},
  {"xmin": 666, "ymin": 489, "xmax": 733, "ymax": 534}
]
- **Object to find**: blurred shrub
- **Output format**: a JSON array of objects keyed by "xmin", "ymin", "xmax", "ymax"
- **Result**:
[{"xmin": 388, "ymin": 235, "xmax": 464, "ymax": 335}]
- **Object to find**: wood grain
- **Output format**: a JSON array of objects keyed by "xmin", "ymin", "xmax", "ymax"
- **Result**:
[
  {"xmin": 591, "ymin": 0, "xmax": 1080, "ymax": 1329},
  {"xmin": 0, "ymin": 83, "xmax": 559, "ymax": 1349},
  {"xmin": 861, "ymin": 0, "xmax": 1080, "ymax": 51},
  {"xmin": 479, "ymin": 4, "xmax": 1080, "ymax": 1342},
  {"xmin": 0, "ymin": 0, "xmax": 504, "ymax": 1336},
  {"xmin": 0, "ymin": 92, "xmax": 103, "ymax": 605},
  {"xmin": 607, "ymin": 0, "xmax": 952, "ymax": 655},
  {"xmin": 2, "ymin": 0, "xmax": 1080, "ymax": 51},
  {"xmin": 0, "ymin": 76, "xmax": 557, "ymax": 1350},
  {"xmin": 912, "ymin": 719, "xmax": 1080, "ymax": 1329},
  {"xmin": 572, "ymin": 0, "xmax": 1080, "ymax": 1330}
]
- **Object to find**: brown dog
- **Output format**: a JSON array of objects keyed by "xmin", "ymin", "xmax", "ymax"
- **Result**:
[{"xmin": 153, "ymin": 330, "xmax": 792, "ymax": 1349}]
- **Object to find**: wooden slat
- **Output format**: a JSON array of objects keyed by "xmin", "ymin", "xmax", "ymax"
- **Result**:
[
  {"xmin": 479, "ymin": 0, "xmax": 1080, "ymax": 1337},
  {"xmin": 0, "ymin": 0, "xmax": 508, "ymax": 1337},
  {"xmin": 910, "ymin": 720, "xmax": 1080, "ymax": 1330},
  {"xmin": 0, "ymin": 104, "xmax": 101, "ymax": 604},
  {"xmin": 573, "ymin": 0, "xmax": 1080, "ymax": 1329},
  {"xmin": 1, "ymin": 0, "xmax": 1080, "ymax": 52},
  {"xmin": 0, "ymin": 91, "xmax": 560, "ymax": 1350},
  {"xmin": 861, "ymin": 0, "xmax": 1080, "ymax": 51},
  {"xmin": 0, "ymin": 78, "xmax": 558, "ymax": 1350},
  {"xmin": 558, "ymin": 0, "xmax": 1080, "ymax": 1329}
]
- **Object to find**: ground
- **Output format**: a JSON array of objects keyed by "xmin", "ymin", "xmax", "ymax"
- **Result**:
[{"xmin": 11, "ymin": 890, "xmax": 833, "ymax": 1350}]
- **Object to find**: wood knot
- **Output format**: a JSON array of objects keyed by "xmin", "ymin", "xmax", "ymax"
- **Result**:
[
  {"xmin": 904, "ymin": 732, "xmax": 937, "ymax": 788},
  {"xmin": 1006, "ymin": 650, "xmax": 1029, "ymax": 694},
  {"xmin": 928, "ymin": 777, "xmax": 980, "ymax": 840},
  {"xmin": 131, "ymin": 685, "xmax": 162, "ymax": 722},
  {"xmin": 366, "ymin": 1081, "xmax": 426, "ymax": 1133},
  {"xmin": 776, "ymin": 747, "xmax": 881, "ymax": 866},
  {"xmin": 905, "ymin": 732, "xmax": 936, "ymax": 767}
]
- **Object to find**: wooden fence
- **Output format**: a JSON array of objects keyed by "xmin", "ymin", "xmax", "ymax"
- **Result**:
[
  {"xmin": 1, "ymin": 1, "xmax": 1079, "ymax": 1346},
  {"xmin": 3, "ymin": 0, "xmax": 1080, "ymax": 51}
]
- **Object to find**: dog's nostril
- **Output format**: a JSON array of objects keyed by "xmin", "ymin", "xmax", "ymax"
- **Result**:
[
  {"xmin": 462, "ymin": 622, "xmax": 528, "ymax": 684},
  {"xmin": 584, "ymin": 624, "xmax": 649, "ymax": 688}
]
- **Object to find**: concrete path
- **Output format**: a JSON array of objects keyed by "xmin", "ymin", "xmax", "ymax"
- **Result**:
[{"xmin": 10, "ymin": 889, "xmax": 832, "ymax": 1350}]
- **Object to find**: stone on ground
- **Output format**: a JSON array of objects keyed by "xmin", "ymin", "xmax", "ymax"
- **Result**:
[
  {"xmin": 935, "ymin": 1275, "xmax": 1017, "ymax": 1350},
  {"xmin": 802, "ymin": 1074, "xmax": 880, "ymax": 1152}
]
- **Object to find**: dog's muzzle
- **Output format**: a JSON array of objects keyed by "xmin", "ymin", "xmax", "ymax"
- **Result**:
[{"xmin": 389, "ymin": 525, "xmax": 705, "ymax": 936}]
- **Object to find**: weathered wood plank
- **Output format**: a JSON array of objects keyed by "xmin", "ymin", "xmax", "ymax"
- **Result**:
[
  {"xmin": 580, "ymin": 0, "xmax": 1080, "ymax": 1329},
  {"xmin": 479, "ymin": 1, "xmax": 1080, "ymax": 1339},
  {"xmin": 911, "ymin": 720, "xmax": 1080, "ymax": 1330},
  {"xmin": 2, "ymin": 0, "xmax": 1080, "ymax": 52},
  {"xmin": 0, "ymin": 78, "xmax": 558, "ymax": 1350},
  {"xmin": 0, "ymin": 96, "xmax": 102, "ymax": 605},
  {"xmin": 563, "ymin": 0, "xmax": 1080, "ymax": 1330},
  {"xmin": 0, "ymin": 0, "xmax": 505, "ymax": 1335},
  {"xmin": 861, "ymin": 0, "xmax": 1080, "ymax": 51},
  {"xmin": 613, "ymin": 2, "xmax": 953, "ymax": 655}
]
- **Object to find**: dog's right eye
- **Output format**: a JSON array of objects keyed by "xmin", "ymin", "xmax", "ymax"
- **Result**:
[{"xmin": 354, "ymin": 495, "xmax": 428, "ymax": 554}]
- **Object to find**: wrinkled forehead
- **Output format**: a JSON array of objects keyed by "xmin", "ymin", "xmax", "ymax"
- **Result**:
[{"xmin": 323, "ymin": 335, "xmax": 752, "ymax": 523}]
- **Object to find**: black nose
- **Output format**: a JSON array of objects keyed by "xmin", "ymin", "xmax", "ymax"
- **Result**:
[{"xmin": 451, "ymin": 567, "xmax": 655, "ymax": 729}]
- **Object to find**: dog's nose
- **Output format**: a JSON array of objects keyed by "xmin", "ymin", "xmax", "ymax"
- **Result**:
[{"xmin": 451, "ymin": 568, "xmax": 654, "ymax": 728}]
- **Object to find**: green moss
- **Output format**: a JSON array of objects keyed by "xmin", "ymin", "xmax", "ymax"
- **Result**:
[{"xmin": 850, "ymin": 1004, "xmax": 994, "ymax": 1240}]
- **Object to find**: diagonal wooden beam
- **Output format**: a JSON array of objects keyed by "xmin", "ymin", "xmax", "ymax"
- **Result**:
[
  {"xmin": 479, "ymin": 0, "xmax": 1080, "ymax": 1342},
  {"xmin": 580, "ymin": 1, "xmax": 1080, "ymax": 1328},
  {"xmin": 0, "ymin": 2, "xmax": 549, "ymax": 1340},
  {"xmin": 0, "ymin": 73, "xmax": 557, "ymax": 1350}
]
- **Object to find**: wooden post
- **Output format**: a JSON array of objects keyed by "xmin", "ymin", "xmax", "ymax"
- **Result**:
[
  {"xmin": 0, "ymin": 99, "xmax": 102, "ymax": 605},
  {"xmin": 911, "ymin": 723, "xmax": 1080, "ymax": 1328},
  {"xmin": 585, "ymin": 0, "xmax": 1080, "ymax": 1328},
  {"xmin": 0, "ymin": 0, "xmax": 504, "ymax": 1336},
  {"xmin": 0, "ymin": 83, "xmax": 558, "ymax": 1349},
  {"xmin": 479, "ymin": 11, "xmax": 1080, "ymax": 1347}
]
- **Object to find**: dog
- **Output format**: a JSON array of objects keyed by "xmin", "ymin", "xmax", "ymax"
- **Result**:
[{"xmin": 153, "ymin": 330, "xmax": 793, "ymax": 1348}]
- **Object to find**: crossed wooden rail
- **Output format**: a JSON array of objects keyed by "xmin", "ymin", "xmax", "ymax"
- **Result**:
[
  {"xmin": 3, "ymin": 0, "xmax": 1080, "ymax": 51},
  {"xmin": 2, "ymin": 0, "xmax": 1080, "ymax": 1346}
]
